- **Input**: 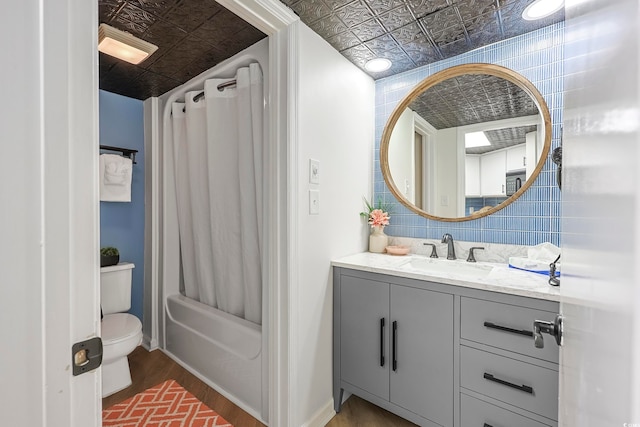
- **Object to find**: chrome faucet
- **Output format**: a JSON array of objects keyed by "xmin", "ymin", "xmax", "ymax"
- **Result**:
[{"xmin": 441, "ymin": 233, "xmax": 456, "ymax": 260}]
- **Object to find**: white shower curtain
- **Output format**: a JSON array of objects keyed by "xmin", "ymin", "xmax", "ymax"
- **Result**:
[{"xmin": 171, "ymin": 63, "xmax": 263, "ymax": 324}]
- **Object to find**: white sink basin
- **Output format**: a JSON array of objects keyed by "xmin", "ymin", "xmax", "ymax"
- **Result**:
[{"xmin": 400, "ymin": 257, "xmax": 495, "ymax": 278}]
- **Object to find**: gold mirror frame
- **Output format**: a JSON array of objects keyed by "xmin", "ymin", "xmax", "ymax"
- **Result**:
[{"xmin": 380, "ymin": 63, "xmax": 552, "ymax": 222}]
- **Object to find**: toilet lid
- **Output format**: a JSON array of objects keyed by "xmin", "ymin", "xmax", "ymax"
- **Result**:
[{"xmin": 102, "ymin": 313, "xmax": 142, "ymax": 345}]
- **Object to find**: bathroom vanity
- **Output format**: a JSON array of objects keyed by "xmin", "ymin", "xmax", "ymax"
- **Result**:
[{"xmin": 332, "ymin": 252, "xmax": 561, "ymax": 427}]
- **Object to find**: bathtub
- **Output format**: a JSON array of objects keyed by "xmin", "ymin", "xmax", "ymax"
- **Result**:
[
  {"xmin": 158, "ymin": 37, "xmax": 269, "ymax": 422},
  {"xmin": 164, "ymin": 294, "xmax": 262, "ymax": 414}
]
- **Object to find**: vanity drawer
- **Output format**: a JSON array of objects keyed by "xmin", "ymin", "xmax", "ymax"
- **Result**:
[
  {"xmin": 460, "ymin": 346, "xmax": 558, "ymax": 421},
  {"xmin": 461, "ymin": 297, "xmax": 559, "ymax": 363},
  {"xmin": 460, "ymin": 393, "xmax": 552, "ymax": 427}
]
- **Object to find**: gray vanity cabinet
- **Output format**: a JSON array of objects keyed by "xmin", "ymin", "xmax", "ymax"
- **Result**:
[
  {"xmin": 338, "ymin": 274, "xmax": 390, "ymax": 400},
  {"xmin": 333, "ymin": 266, "xmax": 561, "ymax": 427},
  {"xmin": 390, "ymin": 284, "xmax": 453, "ymax": 426},
  {"xmin": 334, "ymin": 269, "xmax": 454, "ymax": 427}
]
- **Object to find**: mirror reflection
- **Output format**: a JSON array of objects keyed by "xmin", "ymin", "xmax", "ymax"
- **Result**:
[{"xmin": 382, "ymin": 64, "xmax": 551, "ymax": 221}]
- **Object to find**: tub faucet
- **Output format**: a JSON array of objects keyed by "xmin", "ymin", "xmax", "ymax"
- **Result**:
[{"xmin": 441, "ymin": 233, "xmax": 456, "ymax": 260}]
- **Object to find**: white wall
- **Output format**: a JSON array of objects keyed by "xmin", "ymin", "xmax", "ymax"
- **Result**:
[
  {"xmin": 293, "ymin": 22, "xmax": 375, "ymax": 426},
  {"xmin": 434, "ymin": 127, "xmax": 458, "ymax": 217},
  {"xmin": 388, "ymin": 108, "xmax": 416, "ymax": 203}
]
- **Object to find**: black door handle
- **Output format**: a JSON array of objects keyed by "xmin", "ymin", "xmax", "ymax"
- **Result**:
[
  {"xmin": 392, "ymin": 321, "xmax": 398, "ymax": 372},
  {"xmin": 484, "ymin": 321, "xmax": 534, "ymax": 337},
  {"xmin": 380, "ymin": 318, "xmax": 385, "ymax": 367},
  {"xmin": 483, "ymin": 372, "xmax": 533, "ymax": 394}
]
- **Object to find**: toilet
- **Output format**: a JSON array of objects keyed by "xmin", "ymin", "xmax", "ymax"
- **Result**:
[{"xmin": 100, "ymin": 262, "xmax": 142, "ymax": 398}]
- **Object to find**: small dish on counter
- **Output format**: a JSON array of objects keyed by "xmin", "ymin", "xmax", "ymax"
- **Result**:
[{"xmin": 385, "ymin": 245, "xmax": 410, "ymax": 256}]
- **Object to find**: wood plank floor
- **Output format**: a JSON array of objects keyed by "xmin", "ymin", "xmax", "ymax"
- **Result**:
[
  {"xmin": 104, "ymin": 346, "xmax": 417, "ymax": 426},
  {"xmin": 102, "ymin": 347, "xmax": 265, "ymax": 427}
]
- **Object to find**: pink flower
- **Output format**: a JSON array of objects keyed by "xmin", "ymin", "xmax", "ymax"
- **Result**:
[{"xmin": 368, "ymin": 209, "xmax": 390, "ymax": 228}]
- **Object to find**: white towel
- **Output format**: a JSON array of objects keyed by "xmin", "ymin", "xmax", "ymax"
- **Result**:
[{"xmin": 100, "ymin": 154, "xmax": 132, "ymax": 202}]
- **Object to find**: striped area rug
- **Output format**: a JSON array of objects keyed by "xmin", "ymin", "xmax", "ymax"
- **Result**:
[{"xmin": 103, "ymin": 379, "xmax": 233, "ymax": 427}]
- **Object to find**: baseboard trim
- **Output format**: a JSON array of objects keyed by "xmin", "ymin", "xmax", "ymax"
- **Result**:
[
  {"xmin": 142, "ymin": 335, "xmax": 158, "ymax": 351},
  {"xmin": 301, "ymin": 399, "xmax": 336, "ymax": 427}
]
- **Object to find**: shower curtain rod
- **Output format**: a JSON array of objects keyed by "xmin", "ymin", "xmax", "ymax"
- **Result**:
[
  {"xmin": 100, "ymin": 145, "xmax": 138, "ymax": 164},
  {"xmin": 192, "ymin": 79, "xmax": 237, "ymax": 103}
]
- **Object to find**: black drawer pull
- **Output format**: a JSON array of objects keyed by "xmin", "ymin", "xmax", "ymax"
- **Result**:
[
  {"xmin": 392, "ymin": 321, "xmax": 398, "ymax": 372},
  {"xmin": 380, "ymin": 318, "xmax": 385, "ymax": 367},
  {"xmin": 484, "ymin": 424, "xmax": 493, "ymax": 427},
  {"xmin": 484, "ymin": 321, "xmax": 534, "ymax": 337},
  {"xmin": 483, "ymin": 372, "xmax": 533, "ymax": 394}
]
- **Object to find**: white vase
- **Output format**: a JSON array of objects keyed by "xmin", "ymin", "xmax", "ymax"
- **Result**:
[{"xmin": 369, "ymin": 226, "xmax": 388, "ymax": 253}]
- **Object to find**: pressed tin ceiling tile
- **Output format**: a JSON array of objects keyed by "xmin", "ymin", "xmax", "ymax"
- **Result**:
[
  {"xmin": 162, "ymin": 0, "xmax": 222, "ymax": 32},
  {"xmin": 405, "ymin": 0, "xmax": 451, "ymax": 19},
  {"xmin": 323, "ymin": 0, "xmax": 358, "ymax": 10},
  {"xmin": 291, "ymin": 0, "xmax": 332, "ymax": 22},
  {"xmin": 334, "ymin": 1, "xmax": 374, "ymax": 28},
  {"xmin": 455, "ymin": 0, "xmax": 497, "ymax": 21},
  {"xmin": 377, "ymin": 5, "xmax": 415, "ymax": 33},
  {"xmin": 112, "ymin": 14, "xmax": 149, "ymax": 35},
  {"xmin": 341, "ymin": 43, "xmax": 376, "ymax": 67},
  {"xmin": 367, "ymin": 0, "xmax": 406, "ymax": 16},
  {"xmin": 190, "ymin": 9, "xmax": 249, "ymax": 44},
  {"xmin": 350, "ymin": 18, "xmax": 387, "ymax": 42},
  {"xmin": 117, "ymin": 2, "xmax": 157, "ymax": 28},
  {"xmin": 99, "ymin": 0, "xmax": 563, "ymax": 99},
  {"xmin": 420, "ymin": 6, "xmax": 463, "ymax": 36},
  {"xmin": 327, "ymin": 30, "xmax": 362, "ymax": 51},
  {"xmin": 408, "ymin": 73, "xmax": 539, "ymax": 131},
  {"xmin": 98, "ymin": 0, "xmax": 265, "ymax": 99},
  {"xmin": 126, "ymin": 0, "xmax": 178, "ymax": 18},
  {"xmin": 307, "ymin": 13, "xmax": 350, "ymax": 38}
]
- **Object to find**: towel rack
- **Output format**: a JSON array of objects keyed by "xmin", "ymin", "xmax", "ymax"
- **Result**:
[{"xmin": 100, "ymin": 145, "xmax": 138, "ymax": 164}]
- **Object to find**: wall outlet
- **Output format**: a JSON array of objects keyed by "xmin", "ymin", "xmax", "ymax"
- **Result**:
[
  {"xmin": 309, "ymin": 190, "xmax": 320, "ymax": 214},
  {"xmin": 309, "ymin": 159, "xmax": 320, "ymax": 184}
]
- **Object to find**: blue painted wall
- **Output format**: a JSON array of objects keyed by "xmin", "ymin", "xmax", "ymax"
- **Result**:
[
  {"xmin": 99, "ymin": 90, "xmax": 144, "ymax": 321},
  {"xmin": 375, "ymin": 23, "xmax": 564, "ymax": 246}
]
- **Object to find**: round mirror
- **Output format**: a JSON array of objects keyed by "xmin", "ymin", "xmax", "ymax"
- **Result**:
[{"xmin": 380, "ymin": 63, "xmax": 551, "ymax": 222}]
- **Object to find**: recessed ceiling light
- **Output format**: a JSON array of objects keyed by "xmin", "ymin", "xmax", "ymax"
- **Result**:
[
  {"xmin": 364, "ymin": 58, "xmax": 392, "ymax": 72},
  {"xmin": 465, "ymin": 131, "xmax": 491, "ymax": 148},
  {"xmin": 98, "ymin": 23, "xmax": 158, "ymax": 65},
  {"xmin": 522, "ymin": 0, "xmax": 564, "ymax": 20}
]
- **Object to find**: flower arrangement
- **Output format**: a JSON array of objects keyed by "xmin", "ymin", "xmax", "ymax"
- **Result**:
[{"xmin": 360, "ymin": 197, "xmax": 392, "ymax": 228}]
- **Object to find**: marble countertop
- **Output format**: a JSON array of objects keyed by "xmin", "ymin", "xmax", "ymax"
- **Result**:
[{"xmin": 332, "ymin": 252, "xmax": 561, "ymax": 302}]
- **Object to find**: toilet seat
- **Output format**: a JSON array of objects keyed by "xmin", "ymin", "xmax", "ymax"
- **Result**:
[{"xmin": 102, "ymin": 313, "xmax": 142, "ymax": 345}]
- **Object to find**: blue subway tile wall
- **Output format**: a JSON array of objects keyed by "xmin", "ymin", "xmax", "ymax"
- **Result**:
[{"xmin": 374, "ymin": 23, "xmax": 564, "ymax": 246}]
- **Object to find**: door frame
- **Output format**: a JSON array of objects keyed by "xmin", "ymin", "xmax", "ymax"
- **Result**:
[{"xmin": 146, "ymin": 0, "xmax": 298, "ymax": 425}]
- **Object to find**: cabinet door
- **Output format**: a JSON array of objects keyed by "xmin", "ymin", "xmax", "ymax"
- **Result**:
[
  {"xmin": 506, "ymin": 144, "xmax": 526, "ymax": 171},
  {"xmin": 340, "ymin": 275, "xmax": 390, "ymax": 400},
  {"xmin": 480, "ymin": 150, "xmax": 506, "ymax": 196},
  {"xmin": 390, "ymin": 285, "xmax": 454, "ymax": 427},
  {"xmin": 465, "ymin": 155, "xmax": 481, "ymax": 196}
]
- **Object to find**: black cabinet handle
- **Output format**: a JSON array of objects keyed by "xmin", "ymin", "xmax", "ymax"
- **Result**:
[
  {"xmin": 483, "ymin": 373, "xmax": 533, "ymax": 394},
  {"xmin": 483, "ymin": 424, "xmax": 494, "ymax": 427},
  {"xmin": 484, "ymin": 321, "xmax": 534, "ymax": 337},
  {"xmin": 380, "ymin": 318, "xmax": 385, "ymax": 367},
  {"xmin": 392, "ymin": 321, "xmax": 398, "ymax": 372}
]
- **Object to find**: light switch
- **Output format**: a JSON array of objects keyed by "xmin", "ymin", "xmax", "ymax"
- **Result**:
[
  {"xmin": 309, "ymin": 190, "xmax": 320, "ymax": 214},
  {"xmin": 309, "ymin": 159, "xmax": 320, "ymax": 184}
]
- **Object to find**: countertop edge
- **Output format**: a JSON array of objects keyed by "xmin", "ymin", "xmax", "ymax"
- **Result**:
[{"xmin": 331, "ymin": 255, "xmax": 561, "ymax": 303}]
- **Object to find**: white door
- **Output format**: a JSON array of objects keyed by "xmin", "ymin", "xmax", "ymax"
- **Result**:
[
  {"xmin": 561, "ymin": 0, "xmax": 640, "ymax": 425},
  {"xmin": 0, "ymin": 0, "xmax": 101, "ymax": 426}
]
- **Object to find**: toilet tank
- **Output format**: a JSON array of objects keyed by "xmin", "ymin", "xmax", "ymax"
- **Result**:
[{"xmin": 100, "ymin": 262, "xmax": 135, "ymax": 314}]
